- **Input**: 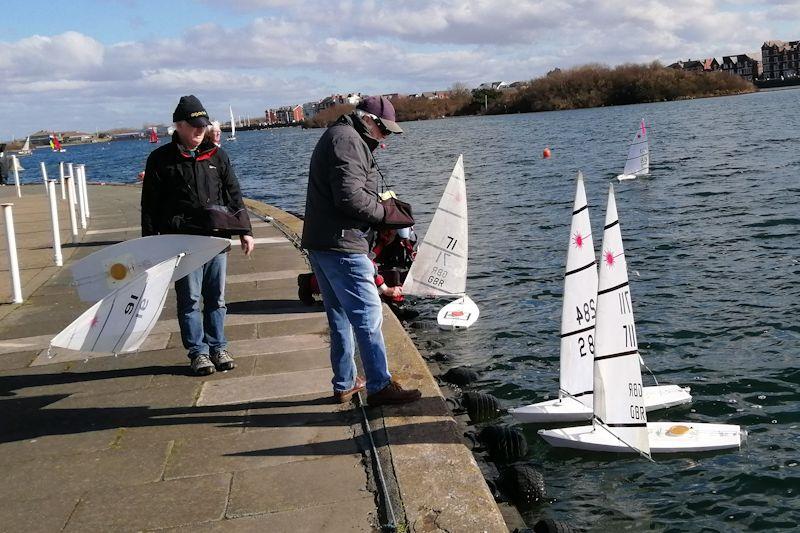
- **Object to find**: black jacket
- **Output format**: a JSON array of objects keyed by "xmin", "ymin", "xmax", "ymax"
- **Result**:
[
  {"xmin": 0, "ymin": 155, "xmax": 9, "ymax": 184},
  {"xmin": 141, "ymin": 133, "xmax": 251, "ymax": 237},
  {"xmin": 301, "ymin": 114, "xmax": 385, "ymax": 254}
]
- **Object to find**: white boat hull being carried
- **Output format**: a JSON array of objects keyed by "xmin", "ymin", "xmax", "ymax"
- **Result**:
[
  {"xmin": 437, "ymin": 294, "xmax": 479, "ymax": 330},
  {"xmin": 539, "ymin": 422, "xmax": 745, "ymax": 453},
  {"xmin": 511, "ymin": 384, "xmax": 692, "ymax": 423}
]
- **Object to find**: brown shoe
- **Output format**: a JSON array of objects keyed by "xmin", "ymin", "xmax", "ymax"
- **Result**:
[
  {"xmin": 333, "ymin": 376, "xmax": 366, "ymax": 403},
  {"xmin": 367, "ymin": 380, "xmax": 422, "ymax": 406}
]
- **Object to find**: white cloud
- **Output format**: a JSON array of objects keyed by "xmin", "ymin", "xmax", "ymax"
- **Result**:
[{"xmin": 0, "ymin": 1, "xmax": 797, "ymax": 138}]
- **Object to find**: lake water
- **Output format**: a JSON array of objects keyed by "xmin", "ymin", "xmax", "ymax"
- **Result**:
[{"xmin": 16, "ymin": 89, "xmax": 800, "ymax": 531}]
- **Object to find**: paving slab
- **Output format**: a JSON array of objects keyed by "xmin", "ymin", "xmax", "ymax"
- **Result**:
[
  {"xmin": 164, "ymin": 421, "xmax": 358, "ymax": 479},
  {"xmin": 252, "ymin": 347, "xmax": 329, "ymax": 375},
  {"xmin": 155, "ymin": 497, "xmax": 378, "ymax": 533},
  {"xmin": 0, "ymin": 493, "xmax": 80, "ymax": 533},
  {"xmin": 64, "ymin": 473, "xmax": 232, "ymax": 533},
  {"xmin": 227, "ymin": 454, "xmax": 368, "ymax": 518},
  {"xmin": 197, "ymin": 367, "xmax": 332, "ymax": 406},
  {"xmin": 0, "ymin": 440, "xmax": 170, "ymax": 501}
]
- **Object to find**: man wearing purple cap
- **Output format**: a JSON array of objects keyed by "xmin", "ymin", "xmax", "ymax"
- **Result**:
[{"xmin": 301, "ymin": 96, "xmax": 421, "ymax": 406}]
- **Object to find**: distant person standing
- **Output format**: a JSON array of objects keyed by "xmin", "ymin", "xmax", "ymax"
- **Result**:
[
  {"xmin": 141, "ymin": 95, "xmax": 255, "ymax": 376},
  {"xmin": 0, "ymin": 144, "xmax": 8, "ymax": 185},
  {"xmin": 301, "ymin": 96, "xmax": 421, "ymax": 406},
  {"xmin": 206, "ymin": 121, "xmax": 222, "ymax": 146}
]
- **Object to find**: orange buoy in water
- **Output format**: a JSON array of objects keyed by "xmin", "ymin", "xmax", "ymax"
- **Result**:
[
  {"xmin": 542, "ymin": 147, "xmax": 551, "ymax": 159},
  {"xmin": 380, "ymin": 143, "xmax": 386, "ymax": 149}
]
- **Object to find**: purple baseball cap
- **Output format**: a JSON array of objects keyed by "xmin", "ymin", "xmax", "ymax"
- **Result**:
[{"xmin": 356, "ymin": 95, "xmax": 403, "ymax": 134}]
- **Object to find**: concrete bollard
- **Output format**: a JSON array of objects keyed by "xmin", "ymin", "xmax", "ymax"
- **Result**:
[
  {"xmin": 1, "ymin": 203, "xmax": 23, "ymax": 303},
  {"xmin": 65, "ymin": 176, "xmax": 78, "ymax": 243},
  {"xmin": 11, "ymin": 155, "xmax": 21, "ymax": 198},
  {"xmin": 58, "ymin": 162, "xmax": 66, "ymax": 200},
  {"xmin": 40, "ymin": 162, "xmax": 49, "ymax": 197},
  {"xmin": 67, "ymin": 163, "xmax": 76, "ymax": 206},
  {"xmin": 47, "ymin": 180, "xmax": 63, "ymax": 266},
  {"xmin": 77, "ymin": 164, "xmax": 90, "ymax": 219}
]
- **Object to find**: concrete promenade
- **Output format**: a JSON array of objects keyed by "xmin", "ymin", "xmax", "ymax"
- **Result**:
[{"xmin": 0, "ymin": 184, "xmax": 507, "ymax": 532}]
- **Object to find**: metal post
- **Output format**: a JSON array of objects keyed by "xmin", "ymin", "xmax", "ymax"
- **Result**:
[
  {"xmin": 11, "ymin": 155, "xmax": 21, "ymax": 198},
  {"xmin": 78, "ymin": 164, "xmax": 90, "ymax": 218},
  {"xmin": 75, "ymin": 166, "xmax": 87, "ymax": 229},
  {"xmin": 58, "ymin": 162, "xmax": 66, "ymax": 200},
  {"xmin": 40, "ymin": 161, "xmax": 49, "ymax": 197},
  {"xmin": 2, "ymin": 204, "xmax": 23, "ymax": 303},
  {"xmin": 65, "ymin": 177, "xmax": 78, "ymax": 243},
  {"xmin": 47, "ymin": 180, "xmax": 63, "ymax": 266},
  {"xmin": 67, "ymin": 163, "xmax": 76, "ymax": 205}
]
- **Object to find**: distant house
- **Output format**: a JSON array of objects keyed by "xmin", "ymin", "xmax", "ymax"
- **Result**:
[
  {"xmin": 61, "ymin": 131, "xmax": 93, "ymax": 143},
  {"xmin": 721, "ymin": 53, "xmax": 761, "ymax": 82},
  {"xmin": 291, "ymin": 105, "xmax": 304, "ymax": 123},
  {"xmin": 29, "ymin": 130, "xmax": 54, "ymax": 147},
  {"xmin": 477, "ymin": 81, "xmax": 508, "ymax": 90},
  {"xmin": 668, "ymin": 58, "xmax": 719, "ymax": 72},
  {"xmin": 761, "ymin": 40, "xmax": 800, "ymax": 80},
  {"xmin": 302, "ymin": 101, "xmax": 319, "ymax": 119}
]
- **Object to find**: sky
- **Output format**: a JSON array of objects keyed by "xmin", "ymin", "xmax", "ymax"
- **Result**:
[{"xmin": 1, "ymin": 0, "xmax": 798, "ymax": 139}]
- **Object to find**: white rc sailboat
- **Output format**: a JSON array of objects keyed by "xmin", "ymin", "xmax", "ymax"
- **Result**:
[
  {"xmin": 402, "ymin": 154, "xmax": 479, "ymax": 330},
  {"xmin": 228, "ymin": 105, "xmax": 237, "ymax": 141},
  {"xmin": 616, "ymin": 118, "xmax": 649, "ymax": 181},
  {"xmin": 18, "ymin": 136, "xmax": 33, "ymax": 156},
  {"xmin": 538, "ymin": 184, "xmax": 745, "ymax": 454},
  {"xmin": 510, "ymin": 172, "xmax": 691, "ymax": 423}
]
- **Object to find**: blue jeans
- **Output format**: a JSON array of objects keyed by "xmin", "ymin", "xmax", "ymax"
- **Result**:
[
  {"xmin": 308, "ymin": 250, "xmax": 392, "ymax": 394},
  {"xmin": 175, "ymin": 252, "xmax": 227, "ymax": 359}
]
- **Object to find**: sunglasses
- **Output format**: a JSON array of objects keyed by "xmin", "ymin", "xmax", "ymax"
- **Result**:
[{"xmin": 363, "ymin": 112, "xmax": 392, "ymax": 135}]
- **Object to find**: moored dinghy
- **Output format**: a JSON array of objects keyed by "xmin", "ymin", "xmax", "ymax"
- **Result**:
[
  {"xmin": 510, "ymin": 172, "xmax": 691, "ymax": 424},
  {"xmin": 616, "ymin": 118, "xmax": 649, "ymax": 181},
  {"xmin": 402, "ymin": 154, "xmax": 478, "ymax": 330},
  {"xmin": 539, "ymin": 184, "xmax": 745, "ymax": 453}
]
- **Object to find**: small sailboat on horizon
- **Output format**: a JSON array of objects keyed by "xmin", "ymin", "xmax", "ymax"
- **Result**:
[
  {"xmin": 402, "ymin": 154, "xmax": 479, "ymax": 330},
  {"xmin": 616, "ymin": 118, "xmax": 648, "ymax": 181},
  {"xmin": 510, "ymin": 172, "xmax": 691, "ymax": 423},
  {"xmin": 18, "ymin": 136, "xmax": 33, "ymax": 156},
  {"xmin": 227, "ymin": 105, "xmax": 237, "ymax": 141},
  {"xmin": 538, "ymin": 184, "xmax": 745, "ymax": 455},
  {"xmin": 149, "ymin": 127, "xmax": 159, "ymax": 143}
]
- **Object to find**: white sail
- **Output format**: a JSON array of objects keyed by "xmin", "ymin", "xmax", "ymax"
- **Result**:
[
  {"xmin": 71, "ymin": 235, "xmax": 231, "ymax": 303},
  {"xmin": 402, "ymin": 154, "xmax": 468, "ymax": 298},
  {"xmin": 228, "ymin": 105, "xmax": 236, "ymax": 140},
  {"xmin": 52, "ymin": 255, "xmax": 181, "ymax": 354},
  {"xmin": 593, "ymin": 184, "xmax": 650, "ymax": 457},
  {"xmin": 559, "ymin": 171, "xmax": 598, "ymax": 407},
  {"xmin": 620, "ymin": 118, "xmax": 649, "ymax": 177},
  {"xmin": 19, "ymin": 137, "xmax": 32, "ymax": 155}
]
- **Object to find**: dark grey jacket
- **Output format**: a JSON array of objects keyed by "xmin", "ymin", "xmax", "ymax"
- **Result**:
[{"xmin": 301, "ymin": 114, "xmax": 385, "ymax": 254}]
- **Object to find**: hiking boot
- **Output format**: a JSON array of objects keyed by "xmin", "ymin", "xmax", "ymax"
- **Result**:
[
  {"xmin": 333, "ymin": 376, "xmax": 366, "ymax": 403},
  {"xmin": 191, "ymin": 354, "xmax": 216, "ymax": 376},
  {"xmin": 297, "ymin": 273, "xmax": 315, "ymax": 305},
  {"xmin": 367, "ymin": 380, "xmax": 422, "ymax": 406},
  {"xmin": 210, "ymin": 349, "xmax": 236, "ymax": 371}
]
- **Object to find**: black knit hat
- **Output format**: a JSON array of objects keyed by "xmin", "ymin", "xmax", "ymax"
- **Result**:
[{"xmin": 173, "ymin": 95, "xmax": 211, "ymax": 127}]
